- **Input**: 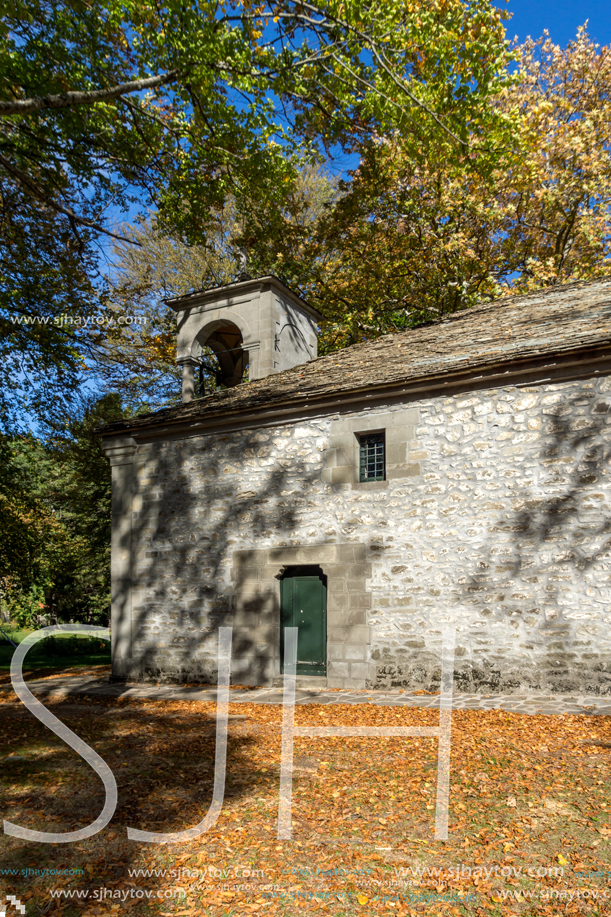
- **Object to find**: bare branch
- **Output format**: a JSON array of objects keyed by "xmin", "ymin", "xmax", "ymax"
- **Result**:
[{"xmin": 0, "ymin": 70, "xmax": 181, "ymax": 116}]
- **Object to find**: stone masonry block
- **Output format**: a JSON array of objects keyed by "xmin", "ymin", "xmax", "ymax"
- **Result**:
[
  {"xmin": 389, "ymin": 409, "xmax": 419, "ymax": 427},
  {"xmin": 337, "ymin": 544, "xmax": 367, "ymax": 563},
  {"xmin": 390, "ymin": 463, "xmax": 421, "ymax": 479},
  {"xmin": 335, "ymin": 447, "xmax": 354, "ymax": 467},
  {"xmin": 328, "ymin": 642, "xmax": 345, "ymax": 661},
  {"xmin": 256, "ymin": 598, "xmax": 279, "ymax": 622},
  {"xmin": 347, "ymin": 563, "xmax": 372, "ymax": 579},
  {"xmin": 350, "ymin": 480, "xmax": 388, "ymax": 492},
  {"xmin": 346, "ymin": 609, "xmax": 367, "ymax": 626},
  {"xmin": 327, "ymin": 676, "xmax": 367, "ymax": 689},
  {"xmin": 246, "ymin": 625, "xmax": 276, "ymax": 642},
  {"xmin": 268, "ymin": 548, "xmax": 292, "ymax": 561},
  {"xmin": 386, "ymin": 425, "xmax": 414, "ymax": 444},
  {"xmin": 233, "ymin": 571, "xmax": 261, "ymax": 587},
  {"xmin": 350, "ymin": 662, "xmax": 372, "ymax": 681},
  {"xmin": 296, "ymin": 544, "xmax": 339, "ymax": 563},
  {"xmin": 231, "ymin": 608, "xmax": 260, "ymax": 626},
  {"xmin": 323, "ymin": 564, "xmax": 349, "ymax": 583},
  {"xmin": 326, "ymin": 419, "xmax": 354, "ymax": 435},
  {"xmin": 327, "ymin": 593, "xmax": 349, "ymax": 611},
  {"xmin": 326, "ymin": 677, "xmax": 348, "ymax": 689},
  {"xmin": 258, "ymin": 564, "xmax": 287, "ymax": 580},
  {"xmin": 331, "ymin": 465, "xmax": 356, "ymax": 485},
  {"xmin": 328, "ymin": 661, "xmax": 350, "ymax": 678},
  {"xmin": 344, "ymin": 644, "xmax": 367, "ymax": 661},
  {"xmin": 328, "ymin": 625, "xmax": 371, "ymax": 644},
  {"xmin": 386, "ymin": 442, "xmax": 408, "ymax": 465},
  {"xmin": 329, "ymin": 433, "xmax": 356, "ymax": 451},
  {"xmin": 349, "ymin": 592, "xmax": 372, "ymax": 609},
  {"xmin": 233, "ymin": 588, "xmax": 264, "ymax": 606},
  {"xmin": 327, "ymin": 607, "xmax": 346, "ymax": 627},
  {"xmin": 322, "ymin": 449, "xmax": 339, "ymax": 469},
  {"xmin": 333, "ymin": 409, "xmax": 419, "ymax": 437}
]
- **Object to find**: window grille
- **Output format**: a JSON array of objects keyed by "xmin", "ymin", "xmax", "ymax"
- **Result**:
[{"xmin": 358, "ymin": 432, "xmax": 385, "ymax": 482}]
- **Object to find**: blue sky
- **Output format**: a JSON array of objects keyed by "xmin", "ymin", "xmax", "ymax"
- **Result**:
[{"xmin": 505, "ymin": 0, "xmax": 611, "ymax": 46}]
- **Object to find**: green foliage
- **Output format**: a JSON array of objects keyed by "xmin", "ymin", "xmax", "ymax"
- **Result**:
[
  {"xmin": 8, "ymin": 584, "xmax": 48, "ymax": 628},
  {"xmin": 0, "ymin": 193, "xmax": 99, "ymax": 433},
  {"xmin": 1, "ymin": 394, "xmax": 126, "ymax": 626},
  {"xmin": 43, "ymin": 393, "xmax": 126, "ymax": 624},
  {"xmin": 0, "ymin": 434, "xmax": 62, "ymax": 595},
  {"xmin": 0, "ymin": 624, "xmax": 112, "ymax": 671},
  {"xmin": 33, "ymin": 634, "xmax": 109, "ymax": 659},
  {"xmin": 0, "ymin": 0, "xmax": 515, "ymax": 429}
]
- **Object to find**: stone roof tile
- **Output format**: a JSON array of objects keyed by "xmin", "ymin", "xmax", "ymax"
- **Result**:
[{"xmin": 99, "ymin": 276, "xmax": 611, "ymax": 435}]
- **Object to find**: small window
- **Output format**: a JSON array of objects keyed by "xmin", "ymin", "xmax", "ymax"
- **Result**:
[{"xmin": 358, "ymin": 432, "xmax": 385, "ymax": 482}]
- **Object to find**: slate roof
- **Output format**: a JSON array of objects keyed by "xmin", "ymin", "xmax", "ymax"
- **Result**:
[{"xmin": 99, "ymin": 276, "xmax": 611, "ymax": 436}]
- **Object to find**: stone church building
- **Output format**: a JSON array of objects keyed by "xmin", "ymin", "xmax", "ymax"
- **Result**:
[{"xmin": 99, "ymin": 275, "xmax": 611, "ymax": 694}]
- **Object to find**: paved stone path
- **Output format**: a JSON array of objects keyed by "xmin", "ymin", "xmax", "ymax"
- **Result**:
[{"xmin": 2, "ymin": 674, "xmax": 611, "ymax": 716}]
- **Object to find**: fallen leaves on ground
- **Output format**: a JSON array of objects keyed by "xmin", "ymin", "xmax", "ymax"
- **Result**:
[{"xmin": 1, "ymin": 685, "xmax": 610, "ymax": 916}]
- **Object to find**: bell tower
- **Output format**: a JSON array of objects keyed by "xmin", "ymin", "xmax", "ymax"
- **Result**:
[{"xmin": 168, "ymin": 275, "xmax": 323, "ymax": 402}]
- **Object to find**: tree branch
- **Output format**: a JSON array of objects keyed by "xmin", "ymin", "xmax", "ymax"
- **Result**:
[
  {"xmin": 0, "ymin": 71, "xmax": 181, "ymax": 116},
  {"xmin": 0, "ymin": 153, "xmax": 141, "ymax": 245}
]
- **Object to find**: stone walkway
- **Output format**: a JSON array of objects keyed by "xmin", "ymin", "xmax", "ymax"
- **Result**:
[{"xmin": 2, "ymin": 673, "xmax": 611, "ymax": 716}]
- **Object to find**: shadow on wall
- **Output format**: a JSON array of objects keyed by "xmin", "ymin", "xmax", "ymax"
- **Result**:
[
  {"xmin": 1, "ymin": 432, "xmax": 321, "ymax": 894},
  {"xmin": 125, "ymin": 428, "xmax": 320, "ymax": 684},
  {"xmin": 459, "ymin": 381, "xmax": 611, "ymax": 694}
]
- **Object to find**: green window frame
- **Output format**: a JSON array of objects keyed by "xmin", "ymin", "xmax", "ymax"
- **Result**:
[{"xmin": 358, "ymin": 431, "xmax": 385, "ymax": 482}]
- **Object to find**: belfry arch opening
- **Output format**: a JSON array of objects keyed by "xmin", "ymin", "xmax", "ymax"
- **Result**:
[{"xmin": 196, "ymin": 320, "xmax": 247, "ymax": 389}]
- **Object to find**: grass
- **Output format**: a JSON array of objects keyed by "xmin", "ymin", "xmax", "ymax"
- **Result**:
[{"xmin": 0, "ymin": 621, "xmax": 111, "ymax": 672}]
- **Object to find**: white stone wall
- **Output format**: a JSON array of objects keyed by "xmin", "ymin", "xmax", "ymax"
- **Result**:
[{"xmin": 128, "ymin": 372, "xmax": 611, "ymax": 693}]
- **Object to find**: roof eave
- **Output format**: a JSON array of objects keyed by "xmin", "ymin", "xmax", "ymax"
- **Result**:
[{"xmin": 97, "ymin": 339, "xmax": 611, "ymax": 440}]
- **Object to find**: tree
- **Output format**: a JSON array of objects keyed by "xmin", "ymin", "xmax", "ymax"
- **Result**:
[
  {"xmin": 1, "ymin": 395, "xmax": 126, "ymax": 625},
  {"xmin": 0, "ymin": 0, "xmax": 515, "ymax": 426},
  {"xmin": 309, "ymin": 27, "xmax": 611, "ymax": 346},
  {"xmin": 43, "ymin": 394, "xmax": 125, "ymax": 624},
  {"xmin": 94, "ymin": 216, "xmax": 234, "ymax": 411},
  {"xmin": 497, "ymin": 27, "xmax": 611, "ymax": 291},
  {"xmin": 0, "ymin": 434, "xmax": 62, "ymax": 603},
  {"xmin": 0, "ymin": 190, "xmax": 99, "ymax": 433}
]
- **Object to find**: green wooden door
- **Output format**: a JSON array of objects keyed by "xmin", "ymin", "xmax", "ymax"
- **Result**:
[{"xmin": 280, "ymin": 574, "xmax": 327, "ymax": 676}]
